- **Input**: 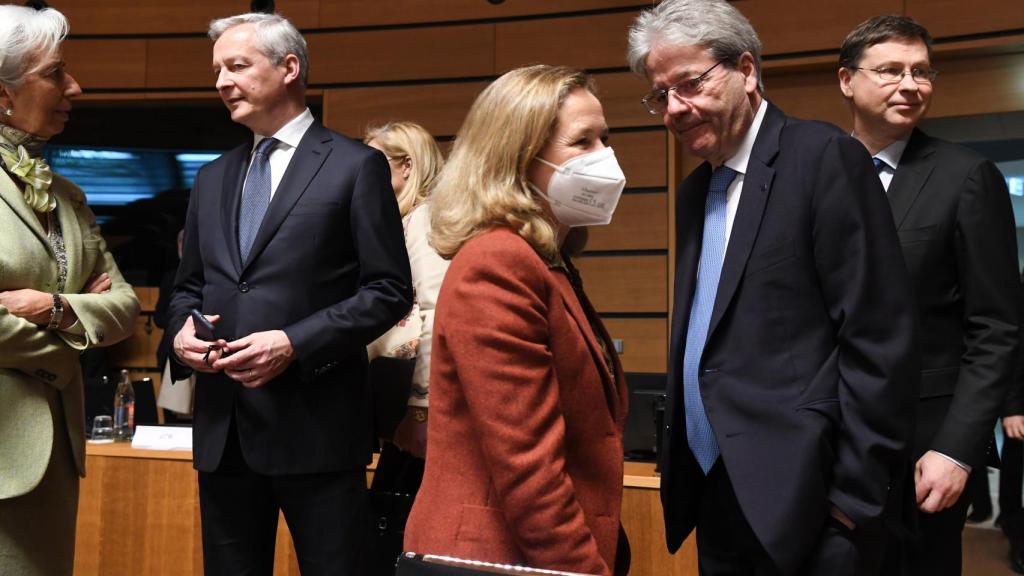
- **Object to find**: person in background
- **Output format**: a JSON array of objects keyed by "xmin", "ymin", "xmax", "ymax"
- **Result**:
[
  {"xmin": 839, "ymin": 15, "xmax": 1020, "ymax": 575},
  {"xmin": 166, "ymin": 12, "xmax": 411, "ymax": 575},
  {"xmin": 404, "ymin": 64, "xmax": 631, "ymax": 575},
  {"xmin": 0, "ymin": 5, "xmax": 140, "ymax": 574},
  {"xmin": 628, "ymin": 0, "xmax": 918, "ymax": 573},
  {"xmin": 364, "ymin": 120, "xmax": 448, "ymax": 469}
]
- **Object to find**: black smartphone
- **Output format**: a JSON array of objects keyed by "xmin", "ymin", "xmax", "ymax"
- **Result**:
[{"xmin": 191, "ymin": 309, "xmax": 216, "ymax": 341}]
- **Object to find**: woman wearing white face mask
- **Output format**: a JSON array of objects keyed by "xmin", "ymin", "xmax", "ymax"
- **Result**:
[{"xmin": 403, "ymin": 65, "xmax": 630, "ymax": 576}]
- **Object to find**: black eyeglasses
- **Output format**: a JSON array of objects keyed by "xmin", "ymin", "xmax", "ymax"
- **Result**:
[
  {"xmin": 640, "ymin": 60, "xmax": 725, "ymax": 115},
  {"xmin": 851, "ymin": 65, "xmax": 937, "ymax": 84}
]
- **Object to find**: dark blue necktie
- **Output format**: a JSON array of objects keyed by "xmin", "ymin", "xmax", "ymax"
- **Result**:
[
  {"xmin": 683, "ymin": 165, "xmax": 737, "ymax": 474},
  {"xmin": 872, "ymin": 157, "xmax": 886, "ymax": 173},
  {"xmin": 238, "ymin": 137, "xmax": 277, "ymax": 263}
]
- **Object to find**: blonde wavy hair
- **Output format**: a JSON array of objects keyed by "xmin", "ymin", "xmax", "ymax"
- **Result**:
[
  {"xmin": 429, "ymin": 65, "xmax": 596, "ymax": 261},
  {"xmin": 364, "ymin": 121, "xmax": 444, "ymax": 218}
]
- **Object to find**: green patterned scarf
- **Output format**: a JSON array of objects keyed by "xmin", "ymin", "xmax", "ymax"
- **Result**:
[{"xmin": 0, "ymin": 123, "xmax": 54, "ymax": 213}]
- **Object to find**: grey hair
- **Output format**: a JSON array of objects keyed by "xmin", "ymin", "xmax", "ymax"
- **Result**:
[
  {"xmin": 627, "ymin": 0, "xmax": 764, "ymax": 92},
  {"xmin": 209, "ymin": 12, "xmax": 309, "ymax": 87},
  {"xmin": 0, "ymin": 5, "xmax": 69, "ymax": 88}
]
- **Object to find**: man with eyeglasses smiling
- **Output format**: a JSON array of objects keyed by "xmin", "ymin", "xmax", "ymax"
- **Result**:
[
  {"xmin": 628, "ymin": 1, "xmax": 918, "ymax": 575},
  {"xmin": 839, "ymin": 15, "xmax": 1020, "ymax": 576}
]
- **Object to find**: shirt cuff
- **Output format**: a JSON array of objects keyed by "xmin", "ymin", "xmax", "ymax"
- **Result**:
[{"xmin": 932, "ymin": 450, "xmax": 972, "ymax": 473}]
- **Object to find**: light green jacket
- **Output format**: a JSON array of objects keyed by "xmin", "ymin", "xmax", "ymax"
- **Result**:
[{"xmin": 0, "ymin": 171, "xmax": 139, "ymax": 500}]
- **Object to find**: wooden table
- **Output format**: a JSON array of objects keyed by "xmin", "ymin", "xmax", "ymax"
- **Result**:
[{"xmin": 75, "ymin": 444, "xmax": 696, "ymax": 575}]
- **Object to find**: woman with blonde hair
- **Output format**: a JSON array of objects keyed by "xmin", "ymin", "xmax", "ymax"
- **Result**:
[
  {"xmin": 404, "ymin": 65, "xmax": 630, "ymax": 575},
  {"xmin": 0, "ymin": 5, "xmax": 140, "ymax": 574},
  {"xmin": 364, "ymin": 121, "xmax": 447, "ymax": 476}
]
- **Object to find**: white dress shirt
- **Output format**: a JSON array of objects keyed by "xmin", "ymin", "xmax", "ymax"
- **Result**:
[
  {"xmin": 721, "ymin": 98, "xmax": 768, "ymax": 247},
  {"xmin": 246, "ymin": 107, "xmax": 315, "ymax": 200},
  {"xmin": 870, "ymin": 136, "xmax": 910, "ymax": 192}
]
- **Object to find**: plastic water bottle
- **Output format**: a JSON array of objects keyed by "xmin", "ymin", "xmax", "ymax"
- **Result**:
[{"xmin": 113, "ymin": 369, "xmax": 135, "ymax": 441}]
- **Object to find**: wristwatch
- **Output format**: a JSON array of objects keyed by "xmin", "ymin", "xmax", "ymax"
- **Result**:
[{"xmin": 46, "ymin": 293, "xmax": 63, "ymax": 330}]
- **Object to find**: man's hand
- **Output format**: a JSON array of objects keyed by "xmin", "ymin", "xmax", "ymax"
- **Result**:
[
  {"xmin": 915, "ymin": 450, "xmax": 969, "ymax": 513},
  {"xmin": 0, "ymin": 288, "xmax": 56, "ymax": 325},
  {"xmin": 1005, "ymin": 415, "xmax": 1024, "ymax": 440},
  {"xmin": 173, "ymin": 314, "xmax": 228, "ymax": 373},
  {"xmin": 392, "ymin": 407, "xmax": 428, "ymax": 459},
  {"xmin": 213, "ymin": 330, "xmax": 295, "ymax": 388}
]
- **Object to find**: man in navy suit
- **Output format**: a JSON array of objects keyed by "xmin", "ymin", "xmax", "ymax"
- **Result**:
[
  {"xmin": 627, "ymin": 1, "xmax": 919, "ymax": 574},
  {"xmin": 167, "ymin": 12, "xmax": 412, "ymax": 575},
  {"xmin": 839, "ymin": 15, "xmax": 1020, "ymax": 575}
]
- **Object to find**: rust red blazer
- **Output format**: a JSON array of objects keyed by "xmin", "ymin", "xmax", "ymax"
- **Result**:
[{"xmin": 404, "ymin": 227, "xmax": 628, "ymax": 575}]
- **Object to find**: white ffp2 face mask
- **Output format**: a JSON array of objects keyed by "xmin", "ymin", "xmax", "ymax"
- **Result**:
[{"xmin": 530, "ymin": 146, "xmax": 627, "ymax": 227}]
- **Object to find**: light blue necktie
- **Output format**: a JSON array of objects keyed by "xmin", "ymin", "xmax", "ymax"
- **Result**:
[
  {"xmin": 683, "ymin": 165, "xmax": 737, "ymax": 475},
  {"xmin": 238, "ymin": 137, "xmax": 277, "ymax": 263}
]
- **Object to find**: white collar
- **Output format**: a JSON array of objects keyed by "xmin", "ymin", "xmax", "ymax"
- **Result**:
[
  {"xmin": 723, "ymin": 98, "xmax": 767, "ymax": 176},
  {"xmin": 253, "ymin": 108, "xmax": 314, "ymax": 152},
  {"xmin": 872, "ymin": 136, "xmax": 910, "ymax": 170}
]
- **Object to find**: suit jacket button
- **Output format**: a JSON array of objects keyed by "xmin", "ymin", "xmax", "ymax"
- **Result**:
[{"xmin": 238, "ymin": 282, "xmax": 250, "ymax": 293}]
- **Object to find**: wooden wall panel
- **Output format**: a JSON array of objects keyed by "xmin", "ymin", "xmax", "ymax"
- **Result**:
[
  {"xmin": 735, "ymin": 0, "xmax": 900, "ymax": 56},
  {"xmin": 928, "ymin": 52, "xmax": 1024, "ymax": 119},
  {"xmin": 495, "ymin": 12, "xmax": 638, "ymax": 73},
  {"xmin": 108, "ymin": 316, "xmax": 160, "ymax": 369},
  {"xmin": 308, "ymin": 25, "xmax": 494, "ymax": 85},
  {"xmin": 146, "ymin": 38, "xmax": 216, "ymax": 89},
  {"xmin": 575, "ymin": 255, "xmax": 666, "ymax": 313},
  {"xmin": 595, "ymin": 72, "xmax": 664, "ymax": 128},
  {"xmin": 323, "ymin": 71, "xmax": 657, "ymax": 140},
  {"xmin": 64, "ymin": 40, "xmax": 147, "ymax": 90},
  {"xmin": 323, "ymin": 82, "xmax": 486, "ymax": 139},
  {"xmin": 763, "ymin": 67, "xmax": 850, "ymax": 129},
  {"xmin": 602, "ymin": 318, "xmax": 667, "ymax": 373},
  {"xmin": 616, "ymin": 131, "xmax": 667, "ymax": 189},
  {"xmin": 51, "ymin": 0, "xmax": 318, "ymax": 35},
  {"xmin": 906, "ymin": 0, "xmax": 1024, "ymax": 39},
  {"xmin": 587, "ymin": 192, "xmax": 668, "ymax": 251},
  {"xmin": 321, "ymin": 0, "xmax": 644, "ymax": 28}
]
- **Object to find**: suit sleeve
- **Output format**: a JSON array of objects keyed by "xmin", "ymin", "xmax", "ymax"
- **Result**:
[
  {"xmin": 1003, "ymin": 274, "xmax": 1024, "ymax": 417},
  {"xmin": 0, "ymin": 311, "xmax": 80, "ymax": 389},
  {"xmin": 59, "ymin": 198, "xmax": 140, "ymax": 351},
  {"xmin": 812, "ymin": 134, "xmax": 920, "ymax": 526},
  {"xmin": 932, "ymin": 159, "xmax": 1020, "ymax": 463},
  {"xmin": 441, "ymin": 243, "xmax": 609, "ymax": 576},
  {"xmin": 284, "ymin": 151, "xmax": 413, "ymax": 375},
  {"xmin": 165, "ymin": 177, "xmax": 206, "ymax": 381}
]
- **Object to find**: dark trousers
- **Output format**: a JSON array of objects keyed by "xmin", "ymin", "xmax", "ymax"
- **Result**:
[
  {"xmin": 198, "ymin": 423, "xmax": 368, "ymax": 576},
  {"xmin": 909, "ymin": 491, "xmax": 971, "ymax": 576},
  {"xmin": 1001, "ymin": 437, "xmax": 1024, "ymax": 516},
  {"xmin": 694, "ymin": 459, "xmax": 881, "ymax": 576}
]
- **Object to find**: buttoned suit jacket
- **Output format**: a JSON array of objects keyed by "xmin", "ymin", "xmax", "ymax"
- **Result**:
[
  {"xmin": 404, "ymin": 228, "xmax": 628, "ymax": 576},
  {"xmin": 660, "ymin": 102, "xmax": 920, "ymax": 575},
  {"xmin": 167, "ymin": 120, "xmax": 412, "ymax": 474},
  {"xmin": 0, "ymin": 172, "xmax": 139, "ymax": 499},
  {"xmin": 888, "ymin": 129, "xmax": 1019, "ymax": 465}
]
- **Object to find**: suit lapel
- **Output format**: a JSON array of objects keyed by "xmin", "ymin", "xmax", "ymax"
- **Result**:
[
  {"xmin": 219, "ymin": 143, "xmax": 251, "ymax": 277},
  {"xmin": 886, "ymin": 129, "xmax": 934, "ymax": 229},
  {"xmin": 555, "ymin": 266, "xmax": 623, "ymax": 421},
  {"xmin": 0, "ymin": 171, "xmax": 49, "ymax": 251},
  {"xmin": 241, "ymin": 122, "xmax": 333, "ymax": 273},
  {"xmin": 706, "ymin": 102, "xmax": 781, "ymax": 340}
]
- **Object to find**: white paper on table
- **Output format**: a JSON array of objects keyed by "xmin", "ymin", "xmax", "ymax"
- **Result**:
[{"xmin": 131, "ymin": 425, "xmax": 193, "ymax": 451}]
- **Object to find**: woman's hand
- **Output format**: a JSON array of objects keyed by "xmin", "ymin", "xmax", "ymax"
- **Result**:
[
  {"xmin": 0, "ymin": 288, "xmax": 54, "ymax": 325},
  {"xmin": 84, "ymin": 272, "xmax": 112, "ymax": 294}
]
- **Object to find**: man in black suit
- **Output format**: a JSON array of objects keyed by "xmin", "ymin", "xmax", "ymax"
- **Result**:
[
  {"xmin": 627, "ymin": 1, "xmax": 919, "ymax": 574},
  {"xmin": 167, "ymin": 12, "xmax": 412, "ymax": 575},
  {"xmin": 838, "ymin": 16, "xmax": 1020, "ymax": 575}
]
